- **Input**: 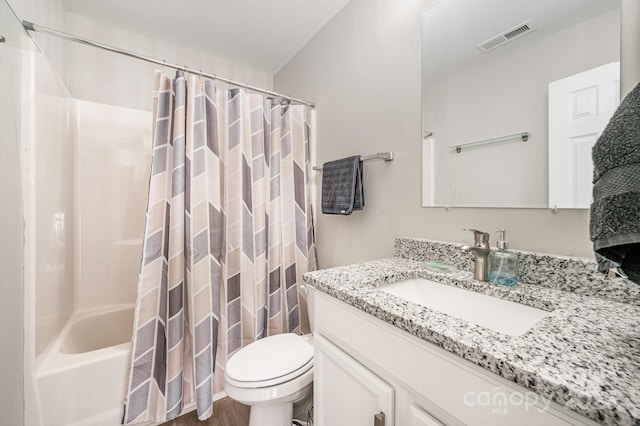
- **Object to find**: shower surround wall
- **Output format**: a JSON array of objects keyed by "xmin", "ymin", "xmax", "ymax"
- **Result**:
[
  {"xmin": 11, "ymin": 1, "xmax": 275, "ymax": 423},
  {"xmin": 74, "ymin": 100, "xmax": 151, "ymax": 311},
  {"xmin": 22, "ymin": 2, "xmax": 274, "ymax": 351},
  {"xmin": 31, "ymin": 52, "xmax": 75, "ymax": 358},
  {"xmin": 33, "ymin": 97, "xmax": 151, "ymax": 426},
  {"xmin": 16, "ymin": 49, "xmax": 143, "ymax": 425}
]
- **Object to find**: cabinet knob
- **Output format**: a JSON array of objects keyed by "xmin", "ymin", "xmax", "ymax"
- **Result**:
[{"xmin": 374, "ymin": 412, "xmax": 385, "ymax": 426}]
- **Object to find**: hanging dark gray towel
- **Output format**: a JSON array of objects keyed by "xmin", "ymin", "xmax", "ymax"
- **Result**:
[
  {"xmin": 590, "ymin": 81, "xmax": 640, "ymax": 284},
  {"xmin": 321, "ymin": 155, "xmax": 364, "ymax": 215}
]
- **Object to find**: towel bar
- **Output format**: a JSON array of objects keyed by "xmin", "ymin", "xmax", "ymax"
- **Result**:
[
  {"xmin": 449, "ymin": 132, "xmax": 530, "ymax": 153},
  {"xmin": 313, "ymin": 151, "xmax": 393, "ymax": 171}
]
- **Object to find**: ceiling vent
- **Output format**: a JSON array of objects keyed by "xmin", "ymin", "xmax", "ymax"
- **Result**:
[{"xmin": 476, "ymin": 21, "xmax": 536, "ymax": 53}]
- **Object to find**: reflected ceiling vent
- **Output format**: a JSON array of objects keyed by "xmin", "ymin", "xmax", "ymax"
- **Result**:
[{"xmin": 476, "ymin": 21, "xmax": 535, "ymax": 53}]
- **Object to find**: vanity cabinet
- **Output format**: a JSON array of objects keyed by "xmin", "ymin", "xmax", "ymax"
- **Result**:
[
  {"xmin": 315, "ymin": 334, "xmax": 394, "ymax": 425},
  {"xmin": 313, "ymin": 291, "xmax": 598, "ymax": 426}
]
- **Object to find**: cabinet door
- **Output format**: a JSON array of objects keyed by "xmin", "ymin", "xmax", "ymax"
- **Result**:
[
  {"xmin": 410, "ymin": 404, "xmax": 444, "ymax": 426},
  {"xmin": 314, "ymin": 333, "xmax": 394, "ymax": 426}
]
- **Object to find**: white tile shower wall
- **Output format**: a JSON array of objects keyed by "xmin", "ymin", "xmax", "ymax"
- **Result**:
[
  {"xmin": 74, "ymin": 100, "xmax": 151, "ymax": 311},
  {"xmin": 274, "ymin": 0, "xmax": 595, "ymax": 268}
]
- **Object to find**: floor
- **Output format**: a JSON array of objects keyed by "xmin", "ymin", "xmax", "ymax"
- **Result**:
[{"xmin": 161, "ymin": 398, "xmax": 250, "ymax": 426}]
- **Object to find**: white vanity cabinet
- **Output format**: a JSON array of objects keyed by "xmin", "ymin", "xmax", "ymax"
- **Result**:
[
  {"xmin": 315, "ymin": 334, "xmax": 394, "ymax": 426},
  {"xmin": 313, "ymin": 291, "xmax": 598, "ymax": 426}
]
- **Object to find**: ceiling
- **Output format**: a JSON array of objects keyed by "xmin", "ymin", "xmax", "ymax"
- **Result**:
[{"xmin": 60, "ymin": 0, "xmax": 352, "ymax": 75}]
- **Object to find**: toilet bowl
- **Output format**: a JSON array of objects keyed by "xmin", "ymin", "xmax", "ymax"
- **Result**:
[
  {"xmin": 224, "ymin": 333, "xmax": 314, "ymax": 426},
  {"xmin": 223, "ymin": 285, "xmax": 315, "ymax": 426}
]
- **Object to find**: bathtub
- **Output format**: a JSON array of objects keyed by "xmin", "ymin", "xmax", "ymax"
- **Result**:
[{"xmin": 36, "ymin": 305, "xmax": 137, "ymax": 426}]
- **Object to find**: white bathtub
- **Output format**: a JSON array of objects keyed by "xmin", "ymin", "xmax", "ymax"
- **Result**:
[{"xmin": 36, "ymin": 305, "xmax": 137, "ymax": 426}]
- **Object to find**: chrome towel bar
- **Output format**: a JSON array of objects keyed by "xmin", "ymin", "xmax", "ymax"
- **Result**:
[{"xmin": 313, "ymin": 151, "xmax": 394, "ymax": 171}]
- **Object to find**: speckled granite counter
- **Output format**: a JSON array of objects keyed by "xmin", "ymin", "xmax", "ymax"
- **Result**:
[{"xmin": 303, "ymin": 238, "xmax": 640, "ymax": 426}]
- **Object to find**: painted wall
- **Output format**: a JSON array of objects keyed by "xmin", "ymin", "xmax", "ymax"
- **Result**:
[
  {"xmin": 13, "ymin": 0, "xmax": 273, "ymax": 112},
  {"xmin": 0, "ymin": 41, "xmax": 25, "ymax": 426},
  {"xmin": 621, "ymin": 0, "xmax": 640, "ymax": 98},
  {"xmin": 274, "ymin": 0, "xmax": 598, "ymax": 268},
  {"xmin": 59, "ymin": 12, "xmax": 272, "ymax": 112}
]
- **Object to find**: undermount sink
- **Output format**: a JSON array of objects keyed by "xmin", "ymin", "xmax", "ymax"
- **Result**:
[{"xmin": 378, "ymin": 278, "xmax": 553, "ymax": 336}]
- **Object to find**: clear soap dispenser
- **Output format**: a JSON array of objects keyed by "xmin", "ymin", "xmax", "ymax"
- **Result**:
[{"xmin": 488, "ymin": 229, "xmax": 519, "ymax": 286}]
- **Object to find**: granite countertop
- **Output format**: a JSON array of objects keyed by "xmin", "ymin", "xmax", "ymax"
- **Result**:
[{"xmin": 303, "ymin": 249, "xmax": 640, "ymax": 426}]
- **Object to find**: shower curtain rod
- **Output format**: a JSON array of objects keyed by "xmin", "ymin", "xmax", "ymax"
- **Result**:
[{"xmin": 21, "ymin": 20, "xmax": 316, "ymax": 108}]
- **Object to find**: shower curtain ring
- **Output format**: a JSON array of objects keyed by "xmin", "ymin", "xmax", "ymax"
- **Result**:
[{"xmin": 161, "ymin": 59, "xmax": 166, "ymax": 73}]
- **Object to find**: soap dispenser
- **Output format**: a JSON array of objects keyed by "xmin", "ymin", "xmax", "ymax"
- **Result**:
[{"xmin": 488, "ymin": 229, "xmax": 519, "ymax": 286}]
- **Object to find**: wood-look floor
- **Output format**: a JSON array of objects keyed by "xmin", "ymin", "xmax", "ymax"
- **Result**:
[{"xmin": 160, "ymin": 398, "xmax": 250, "ymax": 426}]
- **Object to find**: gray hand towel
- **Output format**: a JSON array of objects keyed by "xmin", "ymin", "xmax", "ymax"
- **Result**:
[
  {"xmin": 321, "ymin": 156, "xmax": 364, "ymax": 215},
  {"xmin": 590, "ymin": 81, "xmax": 640, "ymax": 284}
]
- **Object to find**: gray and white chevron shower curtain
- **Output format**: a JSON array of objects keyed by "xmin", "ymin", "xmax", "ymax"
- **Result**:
[{"xmin": 123, "ymin": 70, "xmax": 316, "ymax": 423}]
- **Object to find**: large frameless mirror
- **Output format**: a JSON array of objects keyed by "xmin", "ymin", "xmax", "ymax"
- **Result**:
[{"xmin": 421, "ymin": 0, "xmax": 621, "ymax": 209}]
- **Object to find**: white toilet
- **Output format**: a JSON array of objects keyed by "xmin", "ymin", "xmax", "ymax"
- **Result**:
[{"xmin": 224, "ymin": 286, "xmax": 314, "ymax": 426}]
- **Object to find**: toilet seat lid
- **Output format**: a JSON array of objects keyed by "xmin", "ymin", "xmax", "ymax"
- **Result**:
[{"xmin": 225, "ymin": 333, "xmax": 313, "ymax": 383}]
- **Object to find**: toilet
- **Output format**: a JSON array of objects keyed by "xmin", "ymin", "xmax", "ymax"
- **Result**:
[{"xmin": 223, "ymin": 285, "xmax": 315, "ymax": 426}]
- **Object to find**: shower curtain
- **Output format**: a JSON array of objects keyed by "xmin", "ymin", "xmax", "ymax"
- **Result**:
[{"xmin": 123, "ymin": 70, "xmax": 316, "ymax": 424}]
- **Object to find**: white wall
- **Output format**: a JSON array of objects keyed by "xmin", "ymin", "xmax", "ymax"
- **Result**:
[
  {"xmin": 59, "ymin": 12, "xmax": 273, "ymax": 112},
  {"xmin": 4, "ymin": 0, "xmax": 72, "ymax": 423},
  {"xmin": 50, "ymin": 12, "xmax": 274, "ymax": 311},
  {"xmin": 621, "ymin": 0, "xmax": 640, "ymax": 98},
  {"xmin": 274, "ymin": 0, "xmax": 596, "ymax": 268},
  {"xmin": 10, "ymin": 0, "xmax": 277, "ymax": 323},
  {"xmin": 74, "ymin": 100, "xmax": 151, "ymax": 311},
  {"xmin": 13, "ymin": 0, "xmax": 273, "ymax": 112},
  {"xmin": 0, "ymin": 42, "xmax": 25, "ymax": 426},
  {"xmin": 31, "ymin": 54, "xmax": 75, "ymax": 357},
  {"xmin": 7, "ymin": 0, "xmax": 277, "ymax": 424},
  {"xmin": 2, "ymin": 2, "xmax": 72, "ymax": 425}
]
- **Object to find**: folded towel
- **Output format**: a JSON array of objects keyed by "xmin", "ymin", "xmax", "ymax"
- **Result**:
[
  {"xmin": 321, "ymin": 156, "xmax": 364, "ymax": 215},
  {"xmin": 590, "ymin": 81, "xmax": 640, "ymax": 284}
]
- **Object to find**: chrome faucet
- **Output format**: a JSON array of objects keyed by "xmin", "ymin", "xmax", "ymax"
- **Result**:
[{"xmin": 460, "ymin": 229, "xmax": 491, "ymax": 281}]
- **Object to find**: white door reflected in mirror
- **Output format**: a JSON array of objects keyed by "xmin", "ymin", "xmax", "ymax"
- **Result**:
[{"xmin": 548, "ymin": 62, "xmax": 620, "ymax": 209}]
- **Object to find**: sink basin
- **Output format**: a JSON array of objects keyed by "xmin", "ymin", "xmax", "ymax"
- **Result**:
[{"xmin": 378, "ymin": 278, "xmax": 553, "ymax": 336}]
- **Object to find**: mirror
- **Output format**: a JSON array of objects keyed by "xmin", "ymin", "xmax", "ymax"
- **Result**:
[{"xmin": 421, "ymin": 0, "xmax": 621, "ymax": 208}]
